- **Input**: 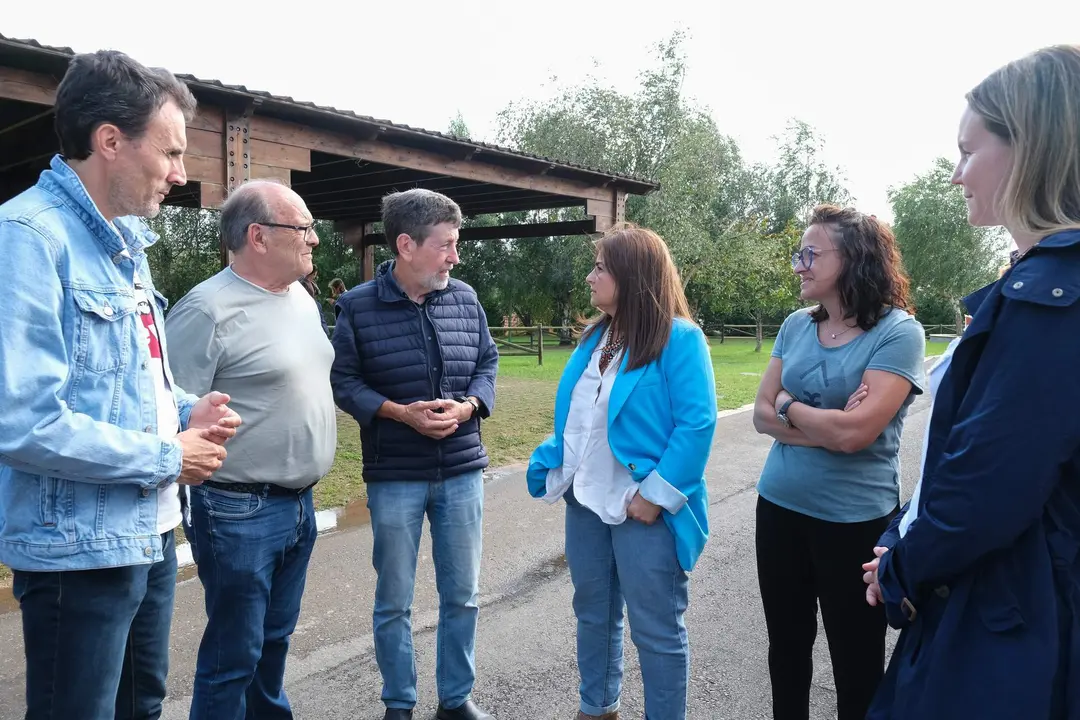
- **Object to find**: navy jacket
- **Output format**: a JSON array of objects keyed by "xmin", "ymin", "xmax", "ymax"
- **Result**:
[
  {"xmin": 870, "ymin": 229, "xmax": 1080, "ymax": 719},
  {"xmin": 330, "ymin": 261, "xmax": 498, "ymax": 483}
]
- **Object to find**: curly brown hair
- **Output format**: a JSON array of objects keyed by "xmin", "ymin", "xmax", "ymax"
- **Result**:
[{"xmin": 807, "ymin": 204, "xmax": 913, "ymax": 330}]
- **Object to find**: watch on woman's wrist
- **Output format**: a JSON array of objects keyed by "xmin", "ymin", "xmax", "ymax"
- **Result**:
[{"xmin": 777, "ymin": 398, "xmax": 796, "ymax": 429}]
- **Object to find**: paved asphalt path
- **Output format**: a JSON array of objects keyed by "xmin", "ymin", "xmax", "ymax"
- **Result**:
[{"xmin": 0, "ymin": 387, "xmax": 931, "ymax": 720}]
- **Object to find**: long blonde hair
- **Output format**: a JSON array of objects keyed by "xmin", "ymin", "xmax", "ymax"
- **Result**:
[{"xmin": 967, "ymin": 45, "xmax": 1080, "ymax": 237}]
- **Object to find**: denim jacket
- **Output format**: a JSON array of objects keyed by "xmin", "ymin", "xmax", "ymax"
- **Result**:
[{"xmin": 0, "ymin": 155, "xmax": 198, "ymax": 572}]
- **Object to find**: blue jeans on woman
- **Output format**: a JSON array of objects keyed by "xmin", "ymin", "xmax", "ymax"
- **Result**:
[{"xmin": 564, "ymin": 486, "xmax": 691, "ymax": 719}]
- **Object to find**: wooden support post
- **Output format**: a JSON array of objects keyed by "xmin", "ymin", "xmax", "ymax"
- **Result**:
[
  {"xmin": 200, "ymin": 183, "xmax": 226, "ymax": 209},
  {"xmin": 221, "ymin": 106, "xmax": 253, "ymax": 267},
  {"xmin": 586, "ymin": 190, "xmax": 626, "ymax": 235},
  {"xmin": 362, "ymin": 222, "xmax": 376, "ymax": 283},
  {"xmin": 537, "ymin": 324, "xmax": 544, "ymax": 366},
  {"xmin": 342, "ymin": 222, "xmax": 376, "ymax": 283}
]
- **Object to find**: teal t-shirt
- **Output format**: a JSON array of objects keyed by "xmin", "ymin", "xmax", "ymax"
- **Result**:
[{"xmin": 757, "ymin": 307, "xmax": 926, "ymax": 523}]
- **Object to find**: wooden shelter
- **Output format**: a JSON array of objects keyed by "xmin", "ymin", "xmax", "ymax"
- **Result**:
[{"xmin": 0, "ymin": 34, "xmax": 657, "ymax": 280}]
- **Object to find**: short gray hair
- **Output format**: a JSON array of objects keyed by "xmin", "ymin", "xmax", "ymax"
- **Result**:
[
  {"xmin": 220, "ymin": 181, "xmax": 280, "ymax": 253},
  {"xmin": 382, "ymin": 189, "xmax": 462, "ymax": 255}
]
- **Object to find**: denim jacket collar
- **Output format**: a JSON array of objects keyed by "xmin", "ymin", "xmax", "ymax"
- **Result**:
[{"xmin": 37, "ymin": 154, "xmax": 159, "ymax": 262}]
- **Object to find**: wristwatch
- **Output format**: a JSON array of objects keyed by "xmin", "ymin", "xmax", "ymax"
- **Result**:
[
  {"xmin": 776, "ymin": 398, "xmax": 796, "ymax": 429},
  {"xmin": 457, "ymin": 396, "xmax": 480, "ymax": 416}
]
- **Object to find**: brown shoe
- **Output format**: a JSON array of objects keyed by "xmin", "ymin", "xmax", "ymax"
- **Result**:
[{"xmin": 577, "ymin": 713, "xmax": 618, "ymax": 720}]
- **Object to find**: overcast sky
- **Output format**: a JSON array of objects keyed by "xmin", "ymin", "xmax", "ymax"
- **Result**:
[{"xmin": 6, "ymin": 1, "xmax": 1077, "ymax": 221}]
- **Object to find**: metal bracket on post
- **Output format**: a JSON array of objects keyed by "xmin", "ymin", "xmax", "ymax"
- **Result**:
[{"xmin": 221, "ymin": 105, "xmax": 253, "ymax": 267}]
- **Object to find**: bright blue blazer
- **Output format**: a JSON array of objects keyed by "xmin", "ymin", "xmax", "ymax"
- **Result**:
[{"xmin": 527, "ymin": 318, "xmax": 717, "ymax": 571}]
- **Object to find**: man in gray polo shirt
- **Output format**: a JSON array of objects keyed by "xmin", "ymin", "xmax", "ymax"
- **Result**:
[{"xmin": 165, "ymin": 179, "xmax": 336, "ymax": 719}]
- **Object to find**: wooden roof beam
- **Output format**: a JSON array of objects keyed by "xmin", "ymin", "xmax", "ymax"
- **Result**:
[
  {"xmin": 249, "ymin": 115, "xmax": 614, "ymax": 202},
  {"xmin": 358, "ymin": 219, "xmax": 597, "ymax": 246},
  {"xmin": 458, "ymin": 195, "xmax": 583, "ymax": 216},
  {"xmin": 0, "ymin": 66, "xmax": 57, "ymax": 105},
  {"xmin": 319, "ymin": 192, "xmax": 579, "ymax": 222},
  {"xmin": 0, "ymin": 107, "xmax": 53, "ymax": 138},
  {"xmin": 305, "ymin": 186, "xmax": 551, "ymax": 214}
]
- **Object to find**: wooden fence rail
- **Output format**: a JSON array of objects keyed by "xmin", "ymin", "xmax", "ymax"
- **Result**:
[
  {"xmin": 712, "ymin": 324, "xmax": 782, "ymax": 341},
  {"xmin": 488, "ymin": 325, "xmax": 578, "ymax": 365},
  {"xmin": 324, "ymin": 321, "xmax": 962, "ymax": 365}
]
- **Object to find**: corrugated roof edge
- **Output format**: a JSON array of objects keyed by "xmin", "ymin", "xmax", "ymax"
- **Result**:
[{"xmin": 0, "ymin": 33, "xmax": 659, "ymax": 194}]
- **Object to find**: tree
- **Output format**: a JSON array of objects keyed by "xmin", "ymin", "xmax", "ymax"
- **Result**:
[
  {"xmin": 754, "ymin": 119, "xmax": 852, "ymax": 233},
  {"xmin": 145, "ymin": 206, "xmax": 221, "ymax": 305},
  {"xmin": 447, "ymin": 112, "xmax": 471, "ymax": 139},
  {"xmin": 495, "ymin": 30, "xmax": 743, "ymax": 326},
  {"xmin": 889, "ymin": 157, "xmax": 1008, "ymax": 332},
  {"xmin": 716, "ymin": 219, "xmax": 801, "ymax": 351}
]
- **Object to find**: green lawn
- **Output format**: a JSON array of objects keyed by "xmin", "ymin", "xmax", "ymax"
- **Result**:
[
  {"xmin": 0, "ymin": 337, "xmax": 948, "ymax": 584},
  {"xmin": 324, "ymin": 336, "xmax": 945, "ymax": 510}
]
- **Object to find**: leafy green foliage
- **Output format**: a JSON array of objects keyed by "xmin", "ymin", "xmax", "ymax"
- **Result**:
[{"xmin": 144, "ymin": 207, "xmax": 221, "ymax": 305}]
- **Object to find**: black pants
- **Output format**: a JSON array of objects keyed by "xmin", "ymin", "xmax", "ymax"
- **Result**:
[{"xmin": 756, "ymin": 496, "xmax": 896, "ymax": 720}]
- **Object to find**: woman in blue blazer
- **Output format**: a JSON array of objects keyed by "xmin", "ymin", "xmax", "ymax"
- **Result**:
[
  {"xmin": 527, "ymin": 225, "xmax": 717, "ymax": 720},
  {"xmin": 863, "ymin": 45, "xmax": 1080, "ymax": 719}
]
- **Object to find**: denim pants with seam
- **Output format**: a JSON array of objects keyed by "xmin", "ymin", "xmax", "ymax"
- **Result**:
[
  {"xmin": 185, "ymin": 484, "xmax": 318, "ymax": 720},
  {"xmin": 366, "ymin": 470, "xmax": 485, "ymax": 710},
  {"xmin": 564, "ymin": 486, "xmax": 691, "ymax": 720}
]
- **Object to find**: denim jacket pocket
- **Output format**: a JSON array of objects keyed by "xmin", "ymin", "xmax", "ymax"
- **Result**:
[
  {"xmin": 38, "ymin": 475, "xmax": 67, "ymax": 529},
  {"xmin": 70, "ymin": 289, "xmax": 136, "ymax": 373}
]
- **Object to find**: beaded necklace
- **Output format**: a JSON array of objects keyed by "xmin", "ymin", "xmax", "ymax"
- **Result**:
[{"xmin": 599, "ymin": 331, "xmax": 624, "ymax": 375}]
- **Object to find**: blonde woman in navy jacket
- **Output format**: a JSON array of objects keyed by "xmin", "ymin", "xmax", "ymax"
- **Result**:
[
  {"xmin": 527, "ymin": 225, "xmax": 717, "ymax": 720},
  {"xmin": 863, "ymin": 45, "xmax": 1080, "ymax": 719}
]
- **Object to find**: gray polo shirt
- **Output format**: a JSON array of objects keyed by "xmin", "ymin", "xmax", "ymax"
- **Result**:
[{"xmin": 164, "ymin": 267, "xmax": 337, "ymax": 489}]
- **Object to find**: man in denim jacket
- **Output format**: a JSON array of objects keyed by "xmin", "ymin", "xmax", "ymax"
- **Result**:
[{"xmin": 0, "ymin": 50, "xmax": 238, "ymax": 720}]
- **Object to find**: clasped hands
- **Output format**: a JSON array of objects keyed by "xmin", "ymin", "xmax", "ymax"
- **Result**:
[
  {"xmin": 398, "ymin": 398, "xmax": 476, "ymax": 440},
  {"xmin": 177, "ymin": 391, "xmax": 243, "ymax": 486}
]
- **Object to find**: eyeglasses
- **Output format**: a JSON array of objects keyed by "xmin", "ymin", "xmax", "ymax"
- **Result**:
[
  {"xmin": 253, "ymin": 222, "xmax": 317, "ymax": 241},
  {"xmin": 791, "ymin": 247, "xmax": 833, "ymax": 270}
]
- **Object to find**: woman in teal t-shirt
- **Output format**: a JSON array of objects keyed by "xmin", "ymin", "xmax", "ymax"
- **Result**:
[{"xmin": 752, "ymin": 204, "xmax": 926, "ymax": 720}]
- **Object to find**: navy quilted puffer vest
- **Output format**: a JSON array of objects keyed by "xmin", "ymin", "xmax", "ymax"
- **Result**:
[{"xmin": 330, "ymin": 261, "xmax": 498, "ymax": 483}]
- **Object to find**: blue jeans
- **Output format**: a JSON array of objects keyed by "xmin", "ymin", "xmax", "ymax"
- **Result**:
[
  {"xmin": 366, "ymin": 470, "xmax": 484, "ymax": 710},
  {"xmin": 564, "ymin": 487, "xmax": 691, "ymax": 720},
  {"xmin": 13, "ymin": 530, "xmax": 177, "ymax": 720},
  {"xmin": 184, "ymin": 485, "xmax": 318, "ymax": 720}
]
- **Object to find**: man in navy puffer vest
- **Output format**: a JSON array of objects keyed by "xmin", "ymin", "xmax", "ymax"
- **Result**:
[{"xmin": 331, "ymin": 189, "xmax": 499, "ymax": 720}]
